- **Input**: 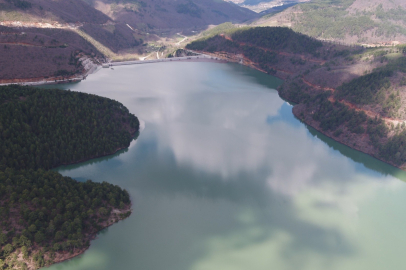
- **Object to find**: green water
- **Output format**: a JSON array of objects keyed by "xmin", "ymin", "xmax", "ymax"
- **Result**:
[{"xmin": 45, "ymin": 62, "xmax": 406, "ymax": 270}]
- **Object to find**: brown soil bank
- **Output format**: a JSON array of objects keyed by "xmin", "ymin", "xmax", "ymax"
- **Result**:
[{"xmin": 0, "ymin": 26, "xmax": 104, "ymax": 81}]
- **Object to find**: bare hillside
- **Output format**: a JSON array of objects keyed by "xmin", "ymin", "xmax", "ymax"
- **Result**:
[
  {"xmin": 224, "ymin": 0, "xmax": 309, "ymax": 13},
  {"xmin": 0, "ymin": 26, "xmax": 103, "ymax": 81},
  {"xmin": 0, "ymin": 0, "xmax": 258, "ymax": 58},
  {"xmin": 0, "ymin": 0, "xmax": 110, "ymax": 23},
  {"xmin": 87, "ymin": 0, "xmax": 258, "ymax": 34}
]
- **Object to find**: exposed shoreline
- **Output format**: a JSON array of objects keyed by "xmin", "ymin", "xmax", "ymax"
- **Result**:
[
  {"xmin": 0, "ymin": 55, "xmax": 225, "ymax": 87},
  {"xmin": 197, "ymin": 50, "xmax": 406, "ymax": 172},
  {"xmin": 291, "ymin": 104, "xmax": 406, "ymax": 171},
  {"xmin": 5, "ymin": 51, "xmax": 405, "ymax": 270},
  {"xmin": 7, "ymin": 51, "xmax": 402, "ymax": 173}
]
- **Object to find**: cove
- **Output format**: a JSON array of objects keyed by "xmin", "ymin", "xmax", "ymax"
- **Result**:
[{"xmin": 44, "ymin": 61, "xmax": 406, "ymax": 270}]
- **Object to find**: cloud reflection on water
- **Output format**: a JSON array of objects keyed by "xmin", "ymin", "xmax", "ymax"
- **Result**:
[{"xmin": 49, "ymin": 62, "xmax": 406, "ymax": 270}]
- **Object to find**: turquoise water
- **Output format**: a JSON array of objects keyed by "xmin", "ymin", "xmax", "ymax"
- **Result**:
[{"xmin": 45, "ymin": 62, "xmax": 406, "ymax": 270}]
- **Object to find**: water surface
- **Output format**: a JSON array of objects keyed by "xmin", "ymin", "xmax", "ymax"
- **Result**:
[{"xmin": 46, "ymin": 62, "xmax": 406, "ymax": 270}]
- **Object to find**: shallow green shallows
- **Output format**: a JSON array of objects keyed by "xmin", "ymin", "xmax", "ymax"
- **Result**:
[{"xmin": 45, "ymin": 62, "xmax": 406, "ymax": 270}]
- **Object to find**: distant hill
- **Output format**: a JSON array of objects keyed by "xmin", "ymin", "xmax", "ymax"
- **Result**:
[
  {"xmin": 84, "ymin": 0, "xmax": 257, "ymax": 34},
  {"xmin": 254, "ymin": 0, "xmax": 406, "ymax": 45},
  {"xmin": 0, "ymin": 0, "xmax": 258, "ymax": 59},
  {"xmin": 0, "ymin": 0, "xmax": 257, "ymax": 31},
  {"xmin": 0, "ymin": 26, "xmax": 103, "ymax": 82},
  {"xmin": 224, "ymin": 0, "xmax": 309, "ymax": 13},
  {"xmin": 0, "ymin": 0, "xmax": 110, "ymax": 23}
]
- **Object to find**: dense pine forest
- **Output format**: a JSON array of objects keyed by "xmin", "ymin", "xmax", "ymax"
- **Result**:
[
  {"xmin": 186, "ymin": 27, "xmax": 323, "ymax": 74},
  {"xmin": 0, "ymin": 85, "xmax": 139, "ymax": 170},
  {"xmin": 231, "ymin": 27, "xmax": 323, "ymax": 56},
  {"xmin": 187, "ymin": 27, "xmax": 323, "ymax": 55},
  {"xmin": 0, "ymin": 85, "xmax": 139, "ymax": 270}
]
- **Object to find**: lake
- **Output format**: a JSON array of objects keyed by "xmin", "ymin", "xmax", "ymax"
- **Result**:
[{"xmin": 45, "ymin": 61, "xmax": 406, "ymax": 270}]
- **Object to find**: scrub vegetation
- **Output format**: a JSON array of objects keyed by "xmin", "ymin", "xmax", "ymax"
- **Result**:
[
  {"xmin": 256, "ymin": 0, "xmax": 406, "ymax": 44},
  {"xmin": 0, "ymin": 85, "xmax": 139, "ymax": 270}
]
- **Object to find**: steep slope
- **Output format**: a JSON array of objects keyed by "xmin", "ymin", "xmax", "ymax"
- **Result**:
[
  {"xmin": 0, "ymin": 0, "xmax": 111, "ymax": 23},
  {"xmin": 225, "ymin": 0, "xmax": 309, "ymax": 13},
  {"xmin": 0, "ymin": 26, "xmax": 104, "ymax": 82},
  {"xmin": 87, "ymin": 0, "xmax": 258, "ymax": 33},
  {"xmin": 0, "ymin": 0, "xmax": 258, "ymax": 70},
  {"xmin": 254, "ymin": 0, "xmax": 406, "ymax": 45}
]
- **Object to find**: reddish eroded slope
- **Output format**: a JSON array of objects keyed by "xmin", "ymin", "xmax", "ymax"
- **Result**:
[{"xmin": 0, "ymin": 26, "xmax": 102, "ymax": 80}]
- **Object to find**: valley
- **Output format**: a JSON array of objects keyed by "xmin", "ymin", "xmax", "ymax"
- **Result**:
[
  {"xmin": 225, "ymin": 0, "xmax": 309, "ymax": 13},
  {"xmin": 0, "ymin": 0, "xmax": 256, "ymax": 81},
  {"xmin": 3, "ymin": 1, "xmax": 406, "ymax": 270}
]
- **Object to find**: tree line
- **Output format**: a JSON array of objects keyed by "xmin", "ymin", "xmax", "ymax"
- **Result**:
[
  {"xmin": 231, "ymin": 27, "xmax": 323, "ymax": 56},
  {"xmin": 0, "ymin": 85, "xmax": 139, "ymax": 170}
]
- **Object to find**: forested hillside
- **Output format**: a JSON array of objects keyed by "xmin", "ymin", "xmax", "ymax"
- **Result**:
[
  {"xmin": 188, "ymin": 26, "xmax": 322, "ymax": 54},
  {"xmin": 187, "ymin": 26, "xmax": 324, "ymax": 73},
  {"xmin": 231, "ymin": 26, "xmax": 322, "ymax": 54},
  {"xmin": 255, "ymin": 0, "xmax": 406, "ymax": 44},
  {"xmin": 0, "ymin": 85, "xmax": 139, "ymax": 169},
  {"xmin": 187, "ymin": 26, "xmax": 406, "ymax": 170},
  {"xmin": 0, "ymin": 85, "xmax": 139, "ymax": 270}
]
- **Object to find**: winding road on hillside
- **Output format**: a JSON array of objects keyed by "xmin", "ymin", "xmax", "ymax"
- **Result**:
[{"xmin": 176, "ymin": 33, "xmax": 188, "ymax": 46}]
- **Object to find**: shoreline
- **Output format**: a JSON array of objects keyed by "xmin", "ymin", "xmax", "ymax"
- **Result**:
[
  {"xmin": 291, "ymin": 104, "xmax": 406, "ymax": 171},
  {"xmin": 36, "ymin": 130, "xmax": 142, "ymax": 269},
  {"xmin": 22, "ymin": 206, "xmax": 132, "ymax": 270},
  {"xmin": 0, "ymin": 102, "xmax": 140, "ymax": 269},
  {"xmin": 56, "ymin": 129, "xmax": 139, "ymax": 169},
  {"xmin": 16, "ymin": 135, "xmax": 139, "ymax": 270},
  {"xmin": 51, "ymin": 206, "xmax": 132, "ymax": 266},
  {"xmin": 5, "ymin": 51, "xmax": 401, "ymax": 173},
  {"xmin": 0, "ymin": 56, "xmax": 225, "ymax": 87},
  {"xmin": 0, "ymin": 56, "xmax": 101, "ymax": 87},
  {"xmin": 45, "ymin": 130, "xmax": 141, "ymax": 267},
  {"xmin": 199, "ymin": 50, "xmax": 406, "ymax": 172},
  {"xmin": 191, "ymin": 50, "xmax": 289, "ymax": 81}
]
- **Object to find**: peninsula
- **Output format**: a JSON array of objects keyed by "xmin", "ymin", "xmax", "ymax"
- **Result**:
[{"xmin": 0, "ymin": 85, "xmax": 139, "ymax": 270}]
